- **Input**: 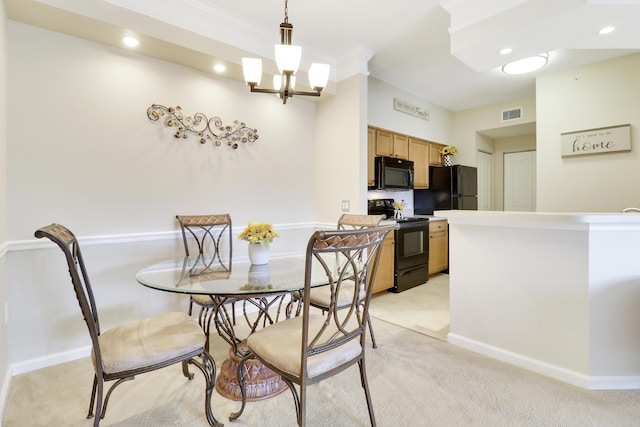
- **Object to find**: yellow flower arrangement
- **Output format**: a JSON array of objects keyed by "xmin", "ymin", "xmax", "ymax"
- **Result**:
[
  {"xmin": 440, "ymin": 145, "xmax": 459, "ymax": 156},
  {"xmin": 238, "ymin": 222, "xmax": 279, "ymax": 247},
  {"xmin": 393, "ymin": 201, "xmax": 405, "ymax": 211}
]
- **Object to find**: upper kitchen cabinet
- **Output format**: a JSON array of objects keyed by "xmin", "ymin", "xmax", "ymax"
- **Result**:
[
  {"xmin": 374, "ymin": 128, "xmax": 408, "ymax": 160},
  {"xmin": 368, "ymin": 126, "xmax": 447, "ymax": 188},
  {"xmin": 392, "ymin": 134, "xmax": 409, "ymax": 159},
  {"xmin": 430, "ymin": 143, "xmax": 444, "ymax": 166},
  {"xmin": 367, "ymin": 127, "xmax": 376, "ymax": 186},
  {"xmin": 374, "ymin": 129, "xmax": 393, "ymax": 156},
  {"xmin": 409, "ymin": 138, "xmax": 430, "ymax": 189}
]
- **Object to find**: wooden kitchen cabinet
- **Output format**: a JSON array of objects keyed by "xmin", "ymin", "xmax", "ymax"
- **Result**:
[
  {"xmin": 392, "ymin": 134, "xmax": 409, "ymax": 159},
  {"xmin": 409, "ymin": 138, "xmax": 430, "ymax": 189},
  {"xmin": 428, "ymin": 219, "xmax": 448, "ymax": 275},
  {"xmin": 374, "ymin": 129, "xmax": 393, "ymax": 157},
  {"xmin": 368, "ymin": 126, "xmax": 449, "ymax": 188},
  {"xmin": 372, "ymin": 232, "xmax": 395, "ymax": 294},
  {"xmin": 429, "ymin": 143, "xmax": 444, "ymax": 166},
  {"xmin": 367, "ymin": 127, "xmax": 375, "ymax": 186},
  {"xmin": 372, "ymin": 128, "xmax": 409, "ymax": 160}
]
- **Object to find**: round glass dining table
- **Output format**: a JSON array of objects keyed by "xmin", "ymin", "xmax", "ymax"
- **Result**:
[{"xmin": 136, "ymin": 254, "xmax": 330, "ymax": 401}]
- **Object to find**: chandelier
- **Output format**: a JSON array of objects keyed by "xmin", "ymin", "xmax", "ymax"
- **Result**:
[{"xmin": 241, "ymin": 0, "xmax": 330, "ymax": 104}]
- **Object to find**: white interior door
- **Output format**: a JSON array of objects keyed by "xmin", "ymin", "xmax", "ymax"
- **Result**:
[
  {"xmin": 504, "ymin": 151, "xmax": 536, "ymax": 211},
  {"xmin": 477, "ymin": 151, "xmax": 493, "ymax": 211}
]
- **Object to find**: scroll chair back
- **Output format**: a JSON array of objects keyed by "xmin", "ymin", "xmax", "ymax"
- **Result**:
[
  {"xmin": 34, "ymin": 223, "xmax": 222, "ymax": 427},
  {"xmin": 306, "ymin": 213, "xmax": 384, "ymax": 348},
  {"xmin": 176, "ymin": 214, "xmax": 233, "ymax": 349},
  {"xmin": 230, "ymin": 224, "xmax": 394, "ymax": 427}
]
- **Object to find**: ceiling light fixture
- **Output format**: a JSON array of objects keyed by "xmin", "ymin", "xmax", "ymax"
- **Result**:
[
  {"xmin": 500, "ymin": 48, "xmax": 512, "ymax": 55},
  {"xmin": 122, "ymin": 36, "xmax": 139, "ymax": 48},
  {"xmin": 213, "ymin": 63, "xmax": 226, "ymax": 73},
  {"xmin": 599, "ymin": 26, "xmax": 615, "ymax": 35},
  {"xmin": 241, "ymin": 0, "xmax": 330, "ymax": 104},
  {"xmin": 502, "ymin": 53, "xmax": 548, "ymax": 75}
]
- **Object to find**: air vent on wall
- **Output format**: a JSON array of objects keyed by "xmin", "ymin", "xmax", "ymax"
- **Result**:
[{"xmin": 502, "ymin": 107, "xmax": 522, "ymax": 122}]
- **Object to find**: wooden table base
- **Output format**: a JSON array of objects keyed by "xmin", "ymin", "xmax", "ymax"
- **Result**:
[{"xmin": 215, "ymin": 347, "xmax": 287, "ymax": 401}]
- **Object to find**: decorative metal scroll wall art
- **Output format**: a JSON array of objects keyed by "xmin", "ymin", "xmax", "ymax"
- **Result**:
[{"xmin": 147, "ymin": 104, "xmax": 259, "ymax": 149}]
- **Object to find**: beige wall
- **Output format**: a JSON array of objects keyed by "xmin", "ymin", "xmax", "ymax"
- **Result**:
[{"xmin": 537, "ymin": 53, "xmax": 640, "ymax": 212}]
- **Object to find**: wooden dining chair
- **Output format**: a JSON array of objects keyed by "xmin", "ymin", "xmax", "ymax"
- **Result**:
[
  {"xmin": 293, "ymin": 213, "xmax": 385, "ymax": 348},
  {"xmin": 230, "ymin": 224, "xmax": 394, "ymax": 427},
  {"xmin": 176, "ymin": 214, "xmax": 234, "ymax": 351},
  {"xmin": 34, "ymin": 223, "xmax": 222, "ymax": 427}
]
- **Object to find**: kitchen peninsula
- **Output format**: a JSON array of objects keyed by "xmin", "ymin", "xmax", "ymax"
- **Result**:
[{"xmin": 439, "ymin": 210, "xmax": 640, "ymax": 390}]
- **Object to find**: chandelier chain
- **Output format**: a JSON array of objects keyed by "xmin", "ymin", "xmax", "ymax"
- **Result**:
[{"xmin": 284, "ymin": 0, "xmax": 289, "ymax": 24}]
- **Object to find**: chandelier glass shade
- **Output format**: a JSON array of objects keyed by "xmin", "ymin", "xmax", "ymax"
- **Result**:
[{"xmin": 242, "ymin": 0, "xmax": 330, "ymax": 104}]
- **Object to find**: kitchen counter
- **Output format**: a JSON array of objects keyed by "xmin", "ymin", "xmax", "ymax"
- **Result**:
[
  {"xmin": 437, "ymin": 209, "xmax": 640, "ymax": 390},
  {"xmin": 413, "ymin": 215, "xmax": 447, "ymax": 222}
]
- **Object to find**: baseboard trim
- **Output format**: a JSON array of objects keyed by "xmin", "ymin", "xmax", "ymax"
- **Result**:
[
  {"xmin": 448, "ymin": 333, "xmax": 640, "ymax": 390},
  {"xmin": 0, "ymin": 367, "xmax": 11, "ymax": 423},
  {"xmin": 11, "ymin": 346, "xmax": 91, "ymax": 376}
]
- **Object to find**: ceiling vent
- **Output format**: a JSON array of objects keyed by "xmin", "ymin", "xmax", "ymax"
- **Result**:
[{"xmin": 501, "ymin": 107, "xmax": 522, "ymax": 122}]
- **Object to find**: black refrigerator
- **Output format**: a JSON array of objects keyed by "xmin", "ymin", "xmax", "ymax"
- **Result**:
[{"xmin": 414, "ymin": 165, "xmax": 478, "ymax": 213}]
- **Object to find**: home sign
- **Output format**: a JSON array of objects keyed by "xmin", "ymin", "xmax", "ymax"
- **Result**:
[{"xmin": 561, "ymin": 124, "xmax": 630, "ymax": 157}]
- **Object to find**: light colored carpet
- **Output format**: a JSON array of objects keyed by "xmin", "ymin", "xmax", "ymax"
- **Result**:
[
  {"xmin": 4, "ymin": 283, "xmax": 640, "ymax": 426},
  {"xmin": 369, "ymin": 273, "xmax": 450, "ymax": 341}
]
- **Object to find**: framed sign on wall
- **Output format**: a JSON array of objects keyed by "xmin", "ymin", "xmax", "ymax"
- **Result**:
[{"xmin": 561, "ymin": 124, "xmax": 631, "ymax": 158}]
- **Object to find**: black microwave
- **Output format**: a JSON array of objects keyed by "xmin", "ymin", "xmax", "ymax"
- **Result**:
[{"xmin": 373, "ymin": 156, "xmax": 414, "ymax": 190}]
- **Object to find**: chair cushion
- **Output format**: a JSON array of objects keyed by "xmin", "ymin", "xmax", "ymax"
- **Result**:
[
  {"xmin": 96, "ymin": 312, "xmax": 205, "ymax": 374},
  {"xmin": 191, "ymin": 294, "xmax": 215, "ymax": 306},
  {"xmin": 246, "ymin": 314, "xmax": 362, "ymax": 379},
  {"xmin": 308, "ymin": 280, "xmax": 363, "ymax": 309}
]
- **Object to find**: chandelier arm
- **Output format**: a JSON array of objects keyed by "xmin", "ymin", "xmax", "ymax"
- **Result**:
[{"xmin": 242, "ymin": 0, "xmax": 329, "ymax": 104}]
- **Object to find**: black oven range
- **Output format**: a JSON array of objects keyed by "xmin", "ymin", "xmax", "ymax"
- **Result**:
[{"xmin": 367, "ymin": 199, "xmax": 429, "ymax": 292}]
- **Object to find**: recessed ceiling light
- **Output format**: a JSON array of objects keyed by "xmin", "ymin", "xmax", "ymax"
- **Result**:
[
  {"xmin": 500, "ymin": 48, "xmax": 512, "ymax": 55},
  {"xmin": 599, "ymin": 26, "xmax": 615, "ymax": 35},
  {"xmin": 502, "ymin": 53, "xmax": 548, "ymax": 75},
  {"xmin": 213, "ymin": 63, "xmax": 226, "ymax": 73},
  {"xmin": 122, "ymin": 36, "xmax": 139, "ymax": 48}
]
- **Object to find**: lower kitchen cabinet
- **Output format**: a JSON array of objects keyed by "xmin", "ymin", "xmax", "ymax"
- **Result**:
[
  {"xmin": 429, "ymin": 219, "xmax": 448, "ymax": 275},
  {"xmin": 372, "ymin": 232, "xmax": 394, "ymax": 294}
]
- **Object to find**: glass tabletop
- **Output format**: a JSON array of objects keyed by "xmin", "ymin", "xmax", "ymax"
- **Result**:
[{"xmin": 136, "ymin": 254, "xmax": 329, "ymax": 297}]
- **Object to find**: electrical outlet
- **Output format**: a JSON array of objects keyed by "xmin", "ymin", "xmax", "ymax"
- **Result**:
[{"xmin": 341, "ymin": 200, "xmax": 350, "ymax": 212}]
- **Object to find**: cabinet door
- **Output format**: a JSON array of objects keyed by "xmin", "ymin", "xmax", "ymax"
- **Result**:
[
  {"xmin": 372, "ymin": 233, "xmax": 394, "ymax": 294},
  {"xmin": 375, "ymin": 130, "xmax": 393, "ymax": 157},
  {"xmin": 409, "ymin": 138, "xmax": 429, "ymax": 189},
  {"xmin": 430, "ymin": 143, "xmax": 443, "ymax": 166},
  {"xmin": 393, "ymin": 134, "xmax": 409, "ymax": 159},
  {"xmin": 428, "ymin": 220, "xmax": 448, "ymax": 275},
  {"xmin": 367, "ymin": 128, "xmax": 375, "ymax": 186}
]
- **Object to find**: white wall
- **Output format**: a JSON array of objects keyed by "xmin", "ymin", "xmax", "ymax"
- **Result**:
[
  {"xmin": 453, "ymin": 96, "xmax": 536, "ymax": 167},
  {"xmin": 8, "ymin": 23, "xmax": 319, "ymax": 239},
  {"xmin": 536, "ymin": 53, "xmax": 640, "ymax": 212},
  {"xmin": 367, "ymin": 77, "xmax": 454, "ymax": 213},
  {"xmin": 4, "ymin": 21, "xmax": 324, "ymax": 370},
  {"xmin": 0, "ymin": 1, "xmax": 9, "ymax": 419},
  {"xmin": 368, "ymin": 77, "xmax": 453, "ymax": 144},
  {"xmin": 315, "ymin": 74, "xmax": 368, "ymax": 224},
  {"xmin": 493, "ymin": 134, "xmax": 537, "ymax": 211}
]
